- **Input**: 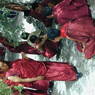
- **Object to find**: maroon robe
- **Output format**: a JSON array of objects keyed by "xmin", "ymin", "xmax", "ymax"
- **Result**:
[
  {"xmin": 53, "ymin": 0, "xmax": 95, "ymax": 59},
  {"xmin": 52, "ymin": 0, "xmax": 91, "ymax": 25},
  {"xmin": 0, "ymin": 37, "xmax": 59, "ymax": 58},
  {"xmin": 5, "ymin": 58, "xmax": 77, "ymax": 90},
  {"xmin": 61, "ymin": 17, "xmax": 95, "ymax": 59}
]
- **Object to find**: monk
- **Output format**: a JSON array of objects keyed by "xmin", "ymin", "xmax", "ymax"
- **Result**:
[
  {"xmin": 54, "ymin": 0, "xmax": 95, "ymax": 59},
  {"xmin": 4, "ymin": 0, "xmax": 62, "ymax": 27},
  {"xmin": 41, "ymin": 0, "xmax": 95, "ymax": 59},
  {"xmin": 5, "ymin": 2, "xmax": 52, "ymax": 27},
  {"xmin": 0, "ymin": 59, "xmax": 49, "ymax": 95},
  {"xmin": 0, "ymin": 36, "xmax": 59, "ymax": 58},
  {"xmin": 51, "ymin": 0, "xmax": 91, "ymax": 25},
  {"xmin": 0, "ymin": 55, "xmax": 82, "ymax": 95}
]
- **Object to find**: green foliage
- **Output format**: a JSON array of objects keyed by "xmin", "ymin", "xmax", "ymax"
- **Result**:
[
  {"xmin": 0, "ymin": 7, "xmax": 25, "ymax": 46},
  {"xmin": 0, "ymin": 0, "xmax": 15, "ymax": 3},
  {"xmin": 0, "ymin": 80, "xmax": 13, "ymax": 95},
  {"xmin": 0, "ymin": 80, "xmax": 24, "ymax": 95},
  {"xmin": 14, "ymin": 86, "xmax": 23, "ymax": 93}
]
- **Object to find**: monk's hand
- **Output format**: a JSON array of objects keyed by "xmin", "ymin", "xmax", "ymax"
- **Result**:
[
  {"xmin": 18, "ymin": 84, "xmax": 24, "ymax": 87},
  {"xmin": 46, "ymin": 14, "xmax": 54, "ymax": 18},
  {"xmin": 36, "ymin": 76, "xmax": 44, "ymax": 80},
  {"xmin": 41, "ymin": 34, "xmax": 47, "ymax": 39}
]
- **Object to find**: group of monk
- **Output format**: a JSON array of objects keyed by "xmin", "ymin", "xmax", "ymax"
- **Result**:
[{"xmin": 0, "ymin": 0, "xmax": 95, "ymax": 95}]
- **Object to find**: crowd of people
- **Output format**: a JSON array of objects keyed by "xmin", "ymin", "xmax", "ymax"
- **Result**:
[{"xmin": 0, "ymin": 0, "xmax": 95, "ymax": 95}]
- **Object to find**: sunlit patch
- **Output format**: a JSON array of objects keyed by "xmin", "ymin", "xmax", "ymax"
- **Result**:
[{"xmin": 23, "ymin": 19, "xmax": 36, "ymax": 33}]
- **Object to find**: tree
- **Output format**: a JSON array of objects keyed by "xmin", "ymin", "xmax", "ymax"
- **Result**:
[{"xmin": 0, "ymin": 80, "xmax": 23, "ymax": 95}]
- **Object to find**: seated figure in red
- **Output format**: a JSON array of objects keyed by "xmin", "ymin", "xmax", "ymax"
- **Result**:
[
  {"xmin": 53, "ymin": 0, "xmax": 95, "ymax": 59},
  {"xmin": 52, "ymin": 0, "xmax": 90, "ymax": 25},
  {"xmin": 0, "ymin": 55, "xmax": 82, "ymax": 95},
  {"xmin": 5, "ymin": 0, "xmax": 62, "ymax": 27},
  {"xmin": 41, "ymin": 0, "xmax": 95, "ymax": 59},
  {"xmin": 0, "ymin": 34, "xmax": 60, "ymax": 58}
]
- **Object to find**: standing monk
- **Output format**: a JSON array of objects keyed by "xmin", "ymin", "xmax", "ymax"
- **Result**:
[{"xmin": 0, "ymin": 56, "xmax": 82, "ymax": 94}]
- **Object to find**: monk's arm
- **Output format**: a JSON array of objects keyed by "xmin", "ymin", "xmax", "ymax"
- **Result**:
[
  {"xmin": 66, "ymin": 36, "xmax": 83, "ymax": 43},
  {"xmin": 7, "ymin": 76, "xmax": 44, "ymax": 82},
  {"xmin": 5, "ymin": 3, "xmax": 28, "ymax": 12},
  {"xmin": 46, "ymin": 14, "xmax": 54, "ymax": 18},
  {"xmin": 51, "ymin": 36, "xmax": 62, "ymax": 42}
]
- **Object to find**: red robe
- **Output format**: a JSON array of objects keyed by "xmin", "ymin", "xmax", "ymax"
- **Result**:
[
  {"xmin": 52, "ymin": 0, "xmax": 90, "ymax": 25},
  {"xmin": 61, "ymin": 17, "xmax": 95, "ymax": 59},
  {"xmin": 53, "ymin": 0, "xmax": 95, "ymax": 59},
  {"xmin": 0, "ymin": 37, "xmax": 59, "ymax": 58},
  {"xmin": 5, "ymin": 58, "xmax": 77, "ymax": 91}
]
